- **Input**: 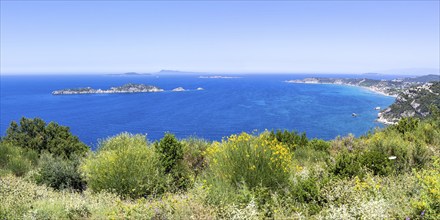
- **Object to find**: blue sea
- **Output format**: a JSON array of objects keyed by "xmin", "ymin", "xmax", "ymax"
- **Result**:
[{"xmin": 1, "ymin": 74, "xmax": 395, "ymax": 149}]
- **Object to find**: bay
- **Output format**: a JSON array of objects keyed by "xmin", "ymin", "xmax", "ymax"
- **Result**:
[{"xmin": 0, "ymin": 74, "xmax": 395, "ymax": 149}]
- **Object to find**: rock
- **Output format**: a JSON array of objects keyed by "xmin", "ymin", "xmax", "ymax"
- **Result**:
[{"xmin": 172, "ymin": 87, "xmax": 186, "ymax": 92}]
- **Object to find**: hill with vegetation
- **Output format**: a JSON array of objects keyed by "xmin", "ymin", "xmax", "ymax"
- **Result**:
[
  {"xmin": 286, "ymin": 74, "xmax": 439, "ymax": 96},
  {"xmin": 1, "ymin": 111, "xmax": 439, "ymax": 219},
  {"xmin": 378, "ymin": 82, "xmax": 440, "ymax": 124}
]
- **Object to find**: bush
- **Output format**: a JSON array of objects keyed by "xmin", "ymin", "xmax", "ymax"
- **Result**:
[
  {"xmin": 0, "ymin": 141, "xmax": 38, "ymax": 176},
  {"xmin": 309, "ymin": 138, "xmax": 331, "ymax": 152},
  {"xmin": 81, "ymin": 133, "xmax": 167, "ymax": 198},
  {"xmin": 269, "ymin": 129, "xmax": 308, "ymax": 150},
  {"xmin": 412, "ymin": 157, "xmax": 440, "ymax": 219},
  {"xmin": 393, "ymin": 117, "xmax": 420, "ymax": 135},
  {"xmin": 205, "ymin": 132, "xmax": 292, "ymax": 192},
  {"xmin": 154, "ymin": 133, "xmax": 190, "ymax": 190},
  {"xmin": 330, "ymin": 123, "xmax": 433, "ymax": 177},
  {"xmin": 330, "ymin": 149, "xmax": 363, "ymax": 178},
  {"xmin": 3, "ymin": 117, "xmax": 89, "ymax": 158},
  {"xmin": 181, "ymin": 137, "xmax": 210, "ymax": 179},
  {"xmin": 34, "ymin": 153, "xmax": 86, "ymax": 191}
]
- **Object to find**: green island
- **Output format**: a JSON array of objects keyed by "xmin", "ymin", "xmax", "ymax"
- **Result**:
[
  {"xmin": 1, "ymin": 85, "xmax": 440, "ymax": 219},
  {"xmin": 52, "ymin": 83, "xmax": 165, "ymax": 95}
]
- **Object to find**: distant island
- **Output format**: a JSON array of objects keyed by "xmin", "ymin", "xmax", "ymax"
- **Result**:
[
  {"xmin": 107, "ymin": 72, "xmax": 152, "ymax": 76},
  {"xmin": 199, "ymin": 76, "xmax": 242, "ymax": 79},
  {"xmin": 52, "ymin": 83, "xmax": 164, "ymax": 95},
  {"xmin": 285, "ymin": 74, "xmax": 439, "ymax": 97}
]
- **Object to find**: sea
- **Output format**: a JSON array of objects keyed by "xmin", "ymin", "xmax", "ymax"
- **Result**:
[{"xmin": 0, "ymin": 74, "xmax": 396, "ymax": 150}]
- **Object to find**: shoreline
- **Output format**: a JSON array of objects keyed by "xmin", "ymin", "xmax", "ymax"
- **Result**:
[
  {"xmin": 285, "ymin": 81, "xmax": 398, "ymax": 126},
  {"xmin": 284, "ymin": 81, "xmax": 398, "ymax": 98}
]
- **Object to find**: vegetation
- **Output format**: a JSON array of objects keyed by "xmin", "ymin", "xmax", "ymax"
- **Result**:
[
  {"xmin": 1, "ymin": 113, "xmax": 440, "ymax": 219},
  {"xmin": 3, "ymin": 117, "xmax": 88, "ymax": 158},
  {"xmin": 154, "ymin": 133, "xmax": 190, "ymax": 190},
  {"xmin": 81, "ymin": 133, "xmax": 167, "ymax": 198},
  {"xmin": 380, "ymin": 81, "xmax": 440, "ymax": 123}
]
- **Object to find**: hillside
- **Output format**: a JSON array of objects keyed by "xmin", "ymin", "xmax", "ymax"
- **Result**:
[
  {"xmin": 378, "ymin": 82, "xmax": 440, "ymax": 124},
  {"xmin": 286, "ymin": 74, "xmax": 439, "ymax": 97}
]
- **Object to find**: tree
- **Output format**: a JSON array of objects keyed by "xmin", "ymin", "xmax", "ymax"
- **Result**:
[
  {"xmin": 3, "ymin": 117, "xmax": 88, "ymax": 158},
  {"xmin": 154, "ymin": 133, "xmax": 189, "ymax": 190},
  {"xmin": 155, "ymin": 133, "xmax": 184, "ymax": 173}
]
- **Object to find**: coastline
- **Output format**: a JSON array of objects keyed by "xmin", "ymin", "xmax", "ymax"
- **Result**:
[
  {"xmin": 285, "ymin": 80, "xmax": 398, "ymax": 125},
  {"xmin": 284, "ymin": 81, "xmax": 398, "ymax": 98}
]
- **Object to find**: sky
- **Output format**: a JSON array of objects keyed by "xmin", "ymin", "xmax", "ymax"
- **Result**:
[{"xmin": 1, "ymin": 1, "xmax": 439, "ymax": 74}]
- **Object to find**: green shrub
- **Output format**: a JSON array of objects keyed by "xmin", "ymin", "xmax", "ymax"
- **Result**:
[
  {"xmin": 393, "ymin": 117, "xmax": 420, "ymax": 135},
  {"xmin": 331, "ymin": 124, "xmax": 433, "ymax": 177},
  {"xmin": 155, "ymin": 133, "xmax": 184, "ymax": 173},
  {"xmin": 181, "ymin": 137, "xmax": 210, "ymax": 179},
  {"xmin": 81, "ymin": 133, "xmax": 167, "ymax": 198},
  {"xmin": 309, "ymin": 138, "xmax": 331, "ymax": 152},
  {"xmin": 35, "ymin": 153, "xmax": 86, "ymax": 191},
  {"xmin": 154, "ymin": 133, "xmax": 190, "ymax": 190},
  {"xmin": 269, "ymin": 129, "xmax": 308, "ymax": 150},
  {"xmin": 3, "ymin": 117, "xmax": 89, "ymax": 158},
  {"xmin": 0, "ymin": 141, "xmax": 37, "ymax": 176},
  {"xmin": 330, "ymin": 149, "xmax": 363, "ymax": 178},
  {"xmin": 293, "ymin": 139, "xmax": 331, "ymax": 167}
]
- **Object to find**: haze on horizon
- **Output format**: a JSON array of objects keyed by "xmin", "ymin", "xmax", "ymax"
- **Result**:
[{"xmin": 1, "ymin": 1, "xmax": 439, "ymax": 75}]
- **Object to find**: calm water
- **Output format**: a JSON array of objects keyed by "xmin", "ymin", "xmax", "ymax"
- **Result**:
[{"xmin": 1, "ymin": 74, "xmax": 395, "ymax": 149}]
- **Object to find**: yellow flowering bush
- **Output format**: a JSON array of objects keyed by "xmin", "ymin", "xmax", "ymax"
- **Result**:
[
  {"xmin": 412, "ymin": 157, "xmax": 440, "ymax": 219},
  {"xmin": 205, "ymin": 132, "xmax": 292, "ymax": 190}
]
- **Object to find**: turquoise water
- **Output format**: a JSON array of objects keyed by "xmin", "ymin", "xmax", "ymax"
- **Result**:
[{"xmin": 0, "ymin": 74, "xmax": 395, "ymax": 149}]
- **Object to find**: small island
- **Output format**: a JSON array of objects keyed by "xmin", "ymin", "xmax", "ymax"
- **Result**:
[
  {"xmin": 172, "ymin": 87, "xmax": 186, "ymax": 92},
  {"xmin": 199, "ymin": 75, "xmax": 242, "ymax": 79},
  {"xmin": 52, "ymin": 83, "xmax": 164, "ymax": 95}
]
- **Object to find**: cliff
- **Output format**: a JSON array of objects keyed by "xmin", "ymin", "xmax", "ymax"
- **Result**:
[{"xmin": 378, "ymin": 82, "xmax": 440, "ymax": 124}]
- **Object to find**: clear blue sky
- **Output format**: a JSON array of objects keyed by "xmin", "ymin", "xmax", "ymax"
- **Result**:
[{"xmin": 1, "ymin": 1, "xmax": 439, "ymax": 74}]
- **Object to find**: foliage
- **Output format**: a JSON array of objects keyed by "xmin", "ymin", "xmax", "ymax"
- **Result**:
[
  {"xmin": 330, "ymin": 119, "xmax": 434, "ymax": 177},
  {"xmin": 154, "ymin": 133, "xmax": 190, "ymax": 190},
  {"xmin": 181, "ymin": 137, "xmax": 210, "ymax": 179},
  {"xmin": 394, "ymin": 117, "xmax": 420, "ymax": 135},
  {"xmin": 206, "ymin": 132, "xmax": 292, "ymax": 190},
  {"xmin": 412, "ymin": 157, "xmax": 440, "ymax": 219},
  {"xmin": 269, "ymin": 129, "xmax": 308, "ymax": 150},
  {"xmin": 0, "ymin": 174, "xmax": 214, "ymax": 219},
  {"xmin": 3, "ymin": 117, "xmax": 88, "ymax": 158},
  {"xmin": 204, "ymin": 132, "xmax": 293, "ymax": 209},
  {"xmin": 81, "ymin": 133, "xmax": 167, "ymax": 199},
  {"xmin": 0, "ymin": 141, "xmax": 38, "ymax": 176},
  {"xmin": 1, "ymin": 115, "xmax": 440, "ymax": 219},
  {"xmin": 34, "ymin": 153, "xmax": 86, "ymax": 191}
]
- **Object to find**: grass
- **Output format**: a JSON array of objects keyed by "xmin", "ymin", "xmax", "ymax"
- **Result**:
[{"xmin": 1, "ymin": 115, "xmax": 439, "ymax": 219}]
